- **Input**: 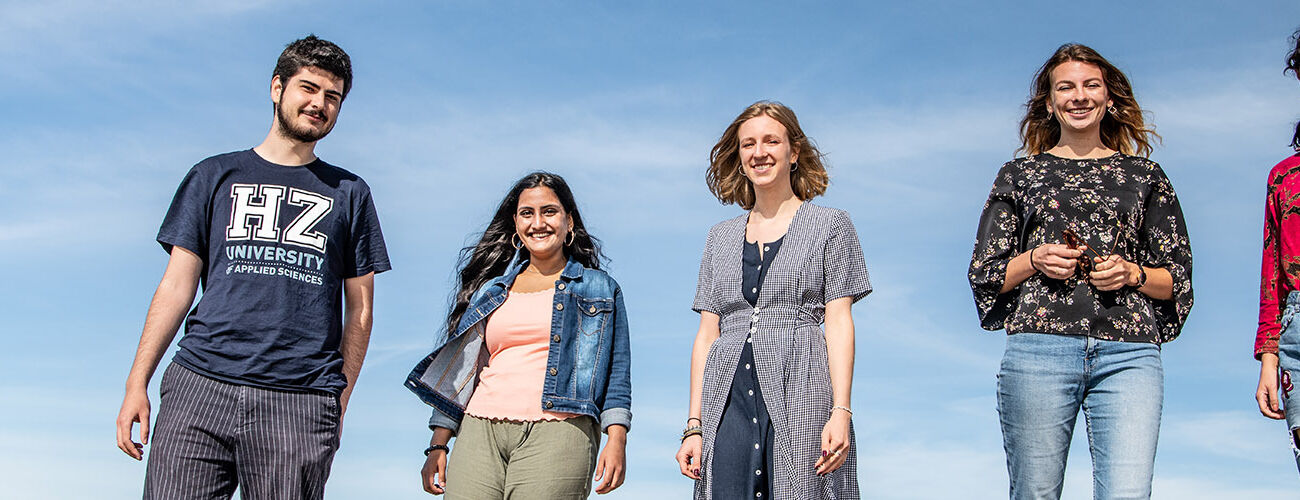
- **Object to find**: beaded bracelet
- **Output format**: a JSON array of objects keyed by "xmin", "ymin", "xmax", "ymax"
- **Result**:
[
  {"xmin": 831, "ymin": 405, "xmax": 853, "ymax": 416},
  {"xmin": 681, "ymin": 425, "xmax": 703, "ymax": 442},
  {"xmin": 424, "ymin": 444, "xmax": 450, "ymax": 456}
]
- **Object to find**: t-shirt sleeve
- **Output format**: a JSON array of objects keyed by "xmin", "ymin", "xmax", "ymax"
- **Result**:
[
  {"xmin": 823, "ymin": 210, "xmax": 872, "ymax": 303},
  {"xmin": 348, "ymin": 180, "xmax": 391, "ymax": 277},
  {"xmin": 156, "ymin": 165, "xmax": 211, "ymax": 261},
  {"xmin": 691, "ymin": 227, "xmax": 719, "ymax": 314}
]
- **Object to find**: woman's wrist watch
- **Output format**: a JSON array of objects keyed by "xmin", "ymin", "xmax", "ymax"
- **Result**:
[{"xmin": 1130, "ymin": 263, "xmax": 1147, "ymax": 288}]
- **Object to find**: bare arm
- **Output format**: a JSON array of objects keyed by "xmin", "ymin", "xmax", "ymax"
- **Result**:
[
  {"xmin": 1001, "ymin": 250, "xmax": 1038, "ymax": 293},
  {"xmin": 1135, "ymin": 267, "xmax": 1173, "ymax": 300},
  {"xmin": 593, "ymin": 424, "xmax": 627, "ymax": 494},
  {"xmin": 824, "ymin": 297, "xmax": 855, "ymax": 411},
  {"xmin": 814, "ymin": 296, "xmax": 854, "ymax": 474},
  {"xmin": 115, "ymin": 246, "xmax": 202, "ymax": 460},
  {"xmin": 675, "ymin": 311, "xmax": 720, "ymax": 479},
  {"xmin": 687, "ymin": 311, "xmax": 721, "ymax": 425},
  {"xmin": 339, "ymin": 272, "xmax": 375, "ymax": 418},
  {"xmin": 421, "ymin": 426, "xmax": 455, "ymax": 495}
]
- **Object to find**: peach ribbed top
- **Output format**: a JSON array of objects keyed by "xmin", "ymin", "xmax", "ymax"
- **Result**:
[{"xmin": 465, "ymin": 288, "xmax": 579, "ymax": 421}]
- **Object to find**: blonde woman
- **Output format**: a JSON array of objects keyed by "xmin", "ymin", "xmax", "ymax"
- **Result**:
[{"xmin": 675, "ymin": 101, "xmax": 871, "ymax": 499}]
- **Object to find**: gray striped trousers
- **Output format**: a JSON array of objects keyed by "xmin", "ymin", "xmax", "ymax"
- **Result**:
[{"xmin": 143, "ymin": 363, "xmax": 341, "ymax": 500}]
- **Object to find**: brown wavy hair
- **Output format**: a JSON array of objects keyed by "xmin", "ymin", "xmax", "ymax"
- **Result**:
[
  {"xmin": 707, "ymin": 101, "xmax": 829, "ymax": 209},
  {"xmin": 1018, "ymin": 44, "xmax": 1159, "ymax": 157}
]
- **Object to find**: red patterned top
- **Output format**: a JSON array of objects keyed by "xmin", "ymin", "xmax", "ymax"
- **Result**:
[{"xmin": 1258, "ymin": 154, "xmax": 1300, "ymax": 358}]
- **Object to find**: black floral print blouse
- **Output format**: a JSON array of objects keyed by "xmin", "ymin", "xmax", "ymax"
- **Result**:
[{"xmin": 969, "ymin": 153, "xmax": 1194, "ymax": 344}]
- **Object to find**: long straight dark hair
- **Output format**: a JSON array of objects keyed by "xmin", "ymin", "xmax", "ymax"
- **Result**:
[
  {"xmin": 1287, "ymin": 29, "xmax": 1300, "ymax": 150},
  {"xmin": 443, "ymin": 172, "xmax": 604, "ymax": 338}
]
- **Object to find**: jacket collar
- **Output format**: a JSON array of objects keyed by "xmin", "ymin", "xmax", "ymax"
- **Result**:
[{"xmin": 494, "ymin": 251, "xmax": 585, "ymax": 291}]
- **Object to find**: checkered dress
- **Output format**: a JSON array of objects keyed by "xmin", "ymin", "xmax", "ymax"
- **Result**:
[{"xmin": 693, "ymin": 203, "xmax": 872, "ymax": 500}]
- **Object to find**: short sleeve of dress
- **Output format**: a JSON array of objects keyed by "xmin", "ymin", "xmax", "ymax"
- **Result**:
[
  {"xmin": 1138, "ymin": 163, "xmax": 1194, "ymax": 341},
  {"xmin": 823, "ymin": 210, "xmax": 872, "ymax": 303},
  {"xmin": 969, "ymin": 161, "xmax": 1022, "ymax": 331},
  {"xmin": 156, "ymin": 164, "xmax": 212, "ymax": 261},
  {"xmin": 692, "ymin": 226, "xmax": 720, "ymax": 314}
]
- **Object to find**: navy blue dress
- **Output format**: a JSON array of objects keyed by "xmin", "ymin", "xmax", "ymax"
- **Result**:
[{"xmin": 712, "ymin": 237, "xmax": 783, "ymax": 499}]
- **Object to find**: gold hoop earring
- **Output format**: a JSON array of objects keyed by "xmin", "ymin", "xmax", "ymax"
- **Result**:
[
  {"xmin": 565, "ymin": 230, "xmax": 575, "ymax": 246},
  {"xmin": 511, "ymin": 233, "xmax": 522, "ymax": 250}
]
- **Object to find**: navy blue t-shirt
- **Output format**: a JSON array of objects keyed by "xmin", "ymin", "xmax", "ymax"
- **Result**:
[{"xmin": 157, "ymin": 150, "xmax": 391, "ymax": 394}]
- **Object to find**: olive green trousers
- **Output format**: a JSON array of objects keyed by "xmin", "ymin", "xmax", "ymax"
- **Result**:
[{"xmin": 446, "ymin": 415, "xmax": 599, "ymax": 500}]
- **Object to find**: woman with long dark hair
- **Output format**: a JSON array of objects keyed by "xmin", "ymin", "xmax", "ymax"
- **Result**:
[
  {"xmin": 675, "ymin": 101, "xmax": 872, "ymax": 499},
  {"xmin": 407, "ymin": 172, "xmax": 630, "ymax": 498},
  {"xmin": 1255, "ymin": 29, "xmax": 1300, "ymax": 474},
  {"xmin": 969, "ymin": 44, "xmax": 1193, "ymax": 498}
]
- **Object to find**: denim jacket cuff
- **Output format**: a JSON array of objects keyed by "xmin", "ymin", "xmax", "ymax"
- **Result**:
[
  {"xmin": 599, "ymin": 407, "xmax": 632, "ymax": 433},
  {"xmin": 428, "ymin": 409, "xmax": 461, "ymax": 436}
]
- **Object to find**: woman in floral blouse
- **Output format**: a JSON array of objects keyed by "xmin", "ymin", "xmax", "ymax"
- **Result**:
[{"xmin": 969, "ymin": 44, "xmax": 1193, "ymax": 499}]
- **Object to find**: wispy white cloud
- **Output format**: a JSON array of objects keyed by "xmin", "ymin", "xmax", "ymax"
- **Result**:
[
  {"xmin": 0, "ymin": 128, "xmax": 213, "ymax": 249},
  {"xmin": 1152, "ymin": 476, "xmax": 1293, "ymax": 499},
  {"xmin": 1162, "ymin": 410, "xmax": 1292, "ymax": 465},
  {"xmin": 0, "ymin": 0, "xmax": 288, "ymax": 54}
]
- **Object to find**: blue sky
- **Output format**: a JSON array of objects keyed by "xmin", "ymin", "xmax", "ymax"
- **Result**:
[{"xmin": 3, "ymin": 0, "xmax": 1300, "ymax": 498}]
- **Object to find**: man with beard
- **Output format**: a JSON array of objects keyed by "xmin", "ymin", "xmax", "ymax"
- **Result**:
[{"xmin": 114, "ymin": 35, "xmax": 390, "ymax": 499}]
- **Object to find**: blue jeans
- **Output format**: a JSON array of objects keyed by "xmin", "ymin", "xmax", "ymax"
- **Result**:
[
  {"xmin": 1276, "ymin": 291, "xmax": 1300, "ymax": 474},
  {"xmin": 997, "ymin": 333, "xmax": 1163, "ymax": 500}
]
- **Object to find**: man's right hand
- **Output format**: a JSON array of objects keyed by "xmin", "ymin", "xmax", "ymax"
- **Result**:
[
  {"xmin": 116, "ymin": 388, "xmax": 151, "ymax": 460},
  {"xmin": 114, "ymin": 246, "xmax": 203, "ymax": 462}
]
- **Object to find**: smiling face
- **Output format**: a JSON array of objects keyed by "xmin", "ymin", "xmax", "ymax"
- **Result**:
[
  {"xmin": 737, "ymin": 114, "xmax": 800, "ymax": 191},
  {"xmin": 1047, "ymin": 60, "xmax": 1112, "ymax": 137},
  {"xmin": 271, "ymin": 66, "xmax": 345, "ymax": 144},
  {"xmin": 514, "ymin": 186, "xmax": 573, "ymax": 262}
]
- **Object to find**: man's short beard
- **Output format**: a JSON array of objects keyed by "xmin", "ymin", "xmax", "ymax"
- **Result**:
[{"xmin": 275, "ymin": 100, "xmax": 331, "ymax": 143}]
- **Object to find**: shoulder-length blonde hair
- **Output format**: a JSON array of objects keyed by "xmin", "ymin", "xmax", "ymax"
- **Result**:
[
  {"xmin": 1018, "ymin": 43, "xmax": 1160, "ymax": 157},
  {"xmin": 707, "ymin": 101, "xmax": 829, "ymax": 209}
]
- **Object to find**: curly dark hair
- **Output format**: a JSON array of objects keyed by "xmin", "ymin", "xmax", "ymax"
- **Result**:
[
  {"xmin": 1287, "ymin": 29, "xmax": 1300, "ymax": 149},
  {"xmin": 443, "ymin": 172, "xmax": 605, "ymax": 337},
  {"xmin": 273, "ymin": 35, "xmax": 353, "ymax": 100}
]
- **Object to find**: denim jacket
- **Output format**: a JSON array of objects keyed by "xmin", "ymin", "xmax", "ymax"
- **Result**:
[{"xmin": 406, "ymin": 255, "xmax": 632, "ymax": 434}]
